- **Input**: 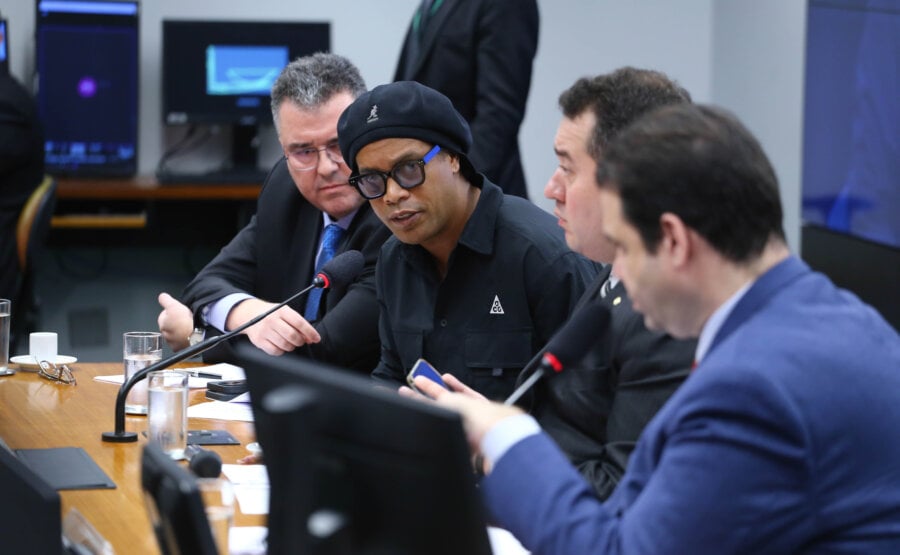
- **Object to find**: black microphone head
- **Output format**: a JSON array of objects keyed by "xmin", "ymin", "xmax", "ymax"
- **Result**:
[
  {"xmin": 316, "ymin": 250, "xmax": 365, "ymax": 289},
  {"xmin": 187, "ymin": 446, "xmax": 223, "ymax": 478},
  {"xmin": 544, "ymin": 302, "xmax": 611, "ymax": 368}
]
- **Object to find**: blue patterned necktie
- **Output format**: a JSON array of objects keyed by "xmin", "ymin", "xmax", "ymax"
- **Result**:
[{"xmin": 304, "ymin": 224, "xmax": 345, "ymax": 321}]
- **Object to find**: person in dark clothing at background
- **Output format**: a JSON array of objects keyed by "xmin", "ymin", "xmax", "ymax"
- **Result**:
[
  {"xmin": 0, "ymin": 72, "xmax": 44, "ymax": 308},
  {"xmin": 394, "ymin": 0, "xmax": 538, "ymax": 199}
]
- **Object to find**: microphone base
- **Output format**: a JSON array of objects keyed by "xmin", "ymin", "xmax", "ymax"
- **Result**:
[{"xmin": 101, "ymin": 430, "xmax": 139, "ymax": 443}]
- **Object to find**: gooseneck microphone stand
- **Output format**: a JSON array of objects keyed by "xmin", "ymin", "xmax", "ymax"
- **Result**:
[
  {"xmin": 101, "ymin": 284, "xmax": 318, "ymax": 442},
  {"xmin": 102, "ymin": 249, "xmax": 364, "ymax": 442}
]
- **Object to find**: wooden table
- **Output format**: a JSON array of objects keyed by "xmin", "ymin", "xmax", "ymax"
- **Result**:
[{"xmin": 0, "ymin": 362, "xmax": 263, "ymax": 554}]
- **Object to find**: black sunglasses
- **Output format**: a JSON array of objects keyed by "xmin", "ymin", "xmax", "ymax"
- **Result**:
[{"xmin": 350, "ymin": 145, "xmax": 441, "ymax": 200}]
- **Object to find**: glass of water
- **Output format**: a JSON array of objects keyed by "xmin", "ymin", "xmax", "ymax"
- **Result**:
[
  {"xmin": 197, "ymin": 477, "xmax": 235, "ymax": 555},
  {"xmin": 0, "ymin": 299, "xmax": 10, "ymax": 375},
  {"xmin": 123, "ymin": 331, "xmax": 162, "ymax": 414},
  {"xmin": 147, "ymin": 369, "xmax": 189, "ymax": 460}
]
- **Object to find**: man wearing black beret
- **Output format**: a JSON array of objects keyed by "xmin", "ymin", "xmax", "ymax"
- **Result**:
[{"xmin": 338, "ymin": 81, "xmax": 598, "ymax": 400}]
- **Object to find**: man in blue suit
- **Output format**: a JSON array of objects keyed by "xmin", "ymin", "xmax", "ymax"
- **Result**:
[{"xmin": 414, "ymin": 103, "xmax": 900, "ymax": 553}]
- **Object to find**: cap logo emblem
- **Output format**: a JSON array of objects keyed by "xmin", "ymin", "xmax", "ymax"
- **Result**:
[
  {"xmin": 489, "ymin": 295, "xmax": 505, "ymax": 315},
  {"xmin": 366, "ymin": 105, "xmax": 379, "ymax": 123}
]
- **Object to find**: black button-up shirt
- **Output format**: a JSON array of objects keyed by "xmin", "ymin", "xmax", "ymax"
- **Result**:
[{"xmin": 372, "ymin": 180, "xmax": 599, "ymax": 400}]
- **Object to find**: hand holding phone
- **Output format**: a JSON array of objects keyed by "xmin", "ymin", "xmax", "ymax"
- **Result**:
[{"xmin": 406, "ymin": 358, "xmax": 449, "ymax": 395}]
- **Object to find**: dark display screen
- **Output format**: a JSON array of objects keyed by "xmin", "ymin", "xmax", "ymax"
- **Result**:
[{"xmin": 35, "ymin": 0, "xmax": 140, "ymax": 176}]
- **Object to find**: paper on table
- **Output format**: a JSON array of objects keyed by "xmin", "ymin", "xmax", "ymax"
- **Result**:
[
  {"xmin": 230, "ymin": 526, "xmax": 267, "ymax": 555},
  {"xmin": 222, "ymin": 464, "xmax": 270, "ymax": 515},
  {"xmin": 227, "ymin": 392, "xmax": 251, "ymax": 404},
  {"xmin": 93, "ymin": 363, "xmax": 246, "ymax": 389},
  {"xmin": 188, "ymin": 401, "xmax": 254, "ymax": 422}
]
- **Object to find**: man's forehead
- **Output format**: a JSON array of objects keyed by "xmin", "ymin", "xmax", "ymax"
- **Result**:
[
  {"xmin": 278, "ymin": 116, "xmax": 340, "ymax": 146},
  {"xmin": 358, "ymin": 137, "xmax": 430, "ymax": 160},
  {"xmin": 557, "ymin": 114, "xmax": 594, "ymax": 146}
]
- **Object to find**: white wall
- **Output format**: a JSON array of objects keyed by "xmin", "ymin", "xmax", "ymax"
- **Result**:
[
  {"xmin": 5, "ymin": 0, "xmax": 805, "ymax": 249},
  {"xmin": 524, "ymin": 1, "xmax": 714, "ymax": 211},
  {"xmin": 711, "ymin": 0, "xmax": 807, "ymax": 251}
]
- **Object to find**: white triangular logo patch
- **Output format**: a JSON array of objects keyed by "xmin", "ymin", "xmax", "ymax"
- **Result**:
[{"xmin": 490, "ymin": 295, "xmax": 505, "ymax": 315}]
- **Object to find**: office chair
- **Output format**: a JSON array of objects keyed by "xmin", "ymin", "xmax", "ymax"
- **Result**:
[{"xmin": 12, "ymin": 175, "xmax": 57, "ymax": 352}]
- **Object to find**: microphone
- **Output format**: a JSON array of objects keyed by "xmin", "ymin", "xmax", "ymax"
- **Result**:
[
  {"xmin": 184, "ymin": 444, "xmax": 223, "ymax": 478},
  {"xmin": 102, "ymin": 250, "xmax": 365, "ymax": 442},
  {"xmin": 504, "ymin": 302, "xmax": 611, "ymax": 406}
]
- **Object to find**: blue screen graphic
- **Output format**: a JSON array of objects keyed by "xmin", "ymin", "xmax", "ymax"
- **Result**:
[
  {"xmin": 0, "ymin": 21, "xmax": 7, "ymax": 63},
  {"xmin": 803, "ymin": 0, "xmax": 899, "ymax": 249},
  {"xmin": 206, "ymin": 45, "xmax": 289, "ymax": 96}
]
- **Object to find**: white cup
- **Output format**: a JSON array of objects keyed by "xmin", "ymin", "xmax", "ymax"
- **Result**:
[{"xmin": 29, "ymin": 332, "xmax": 58, "ymax": 364}]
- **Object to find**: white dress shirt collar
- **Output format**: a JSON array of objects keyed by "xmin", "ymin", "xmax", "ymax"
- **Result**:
[{"xmin": 694, "ymin": 280, "xmax": 754, "ymax": 364}]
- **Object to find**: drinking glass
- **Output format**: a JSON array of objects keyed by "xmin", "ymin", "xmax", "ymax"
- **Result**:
[
  {"xmin": 147, "ymin": 369, "xmax": 189, "ymax": 459},
  {"xmin": 0, "ymin": 300, "xmax": 10, "ymax": 375},
  {"xmin": 197, "ymin": 477, "xmax": 235, "ymax": 555},
  {"xmin": 123, "ymin": 331, "xmax": 162, "ymax": 414}
]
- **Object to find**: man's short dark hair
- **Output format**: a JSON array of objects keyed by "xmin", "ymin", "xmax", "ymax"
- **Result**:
[
  {"xmin": 597, "ymin": 103, "xmax": 786, "ymax": 263},
  {"xmin": 558, "ymin": 67, "xmax": 691, "ymax": 162}
]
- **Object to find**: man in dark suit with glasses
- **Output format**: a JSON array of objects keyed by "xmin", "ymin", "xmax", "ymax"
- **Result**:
[{"xmin": 157, "ymin": 53, "xmax": 390, "ymax": 373}]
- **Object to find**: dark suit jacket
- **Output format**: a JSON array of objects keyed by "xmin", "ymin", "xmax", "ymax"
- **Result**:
[
  {"xmin": 394, "ymin": 0, "xmax": 538, "ymax": 198},
  {"xmin": 181, "ymin": 158, "xmax": 391, "ymax": 373},
  {"xmin": 0, "ymin": 74, "xmax": 44, "ymax": 301},
  {"xmin": 528, "ymin": 266, "xmax": 695, "ymax": 499}
]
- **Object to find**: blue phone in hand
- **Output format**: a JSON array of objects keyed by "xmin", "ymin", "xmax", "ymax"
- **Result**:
[{"xmin": 406, "ymin": 358, "xmax": 449, "ymax": 393}]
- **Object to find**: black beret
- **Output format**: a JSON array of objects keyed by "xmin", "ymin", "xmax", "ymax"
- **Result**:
[{"xmin": 338, "ymin": 81, "xmax": 473, "ymax": 174}]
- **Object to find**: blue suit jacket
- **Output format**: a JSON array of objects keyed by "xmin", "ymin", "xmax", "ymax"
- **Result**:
[{"xmin": 482, "ymin": 256, "xmax": 900, "ymax": 554}]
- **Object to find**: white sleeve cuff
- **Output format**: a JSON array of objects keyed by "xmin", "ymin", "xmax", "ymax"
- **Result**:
[
  {"xmin": 481, "ymin": 413, "xmax": 542, "ymax": 467},
  {"xmin": 205, "ymin": 293, "xmax": 255, "ymax": 332}
]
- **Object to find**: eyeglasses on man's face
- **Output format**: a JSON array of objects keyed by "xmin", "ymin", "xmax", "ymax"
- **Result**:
[
  {"xmin": 350, "ymin": 145, "xmax": 442, "ymax": 200},
  {"xmin": 284, "ymin": 140, "xmax": 345, "ymax": 171},
  {"xmin": 38, "ymin": 360, "xmax": 76, "ymax": 385}
]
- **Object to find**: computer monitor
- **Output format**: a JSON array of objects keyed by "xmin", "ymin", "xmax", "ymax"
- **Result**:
[
  {"xmin": 0, "ymin": 18, "xmax": 9, "ymax": 75},
  {"xmin": 803, "ymin": 0, "xmax": 900, "ymax": 250},
  {"xmin": 0, "ymin": 438, "xmax": 65, "ymax": 554},
  {"xmin": 236, "ymin": 343, "xmax": 492, "ymax": 555},
  {"xmin": 35, "ymin": 0, "xmax": 139, "ymax": 177},
  {"xmin": 141, "ymin": 441, "xmax": 218, "ymax": 555},
  {"xmin": 160, "ymin": 19, "xmax": 330, "ymax": 181}
]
